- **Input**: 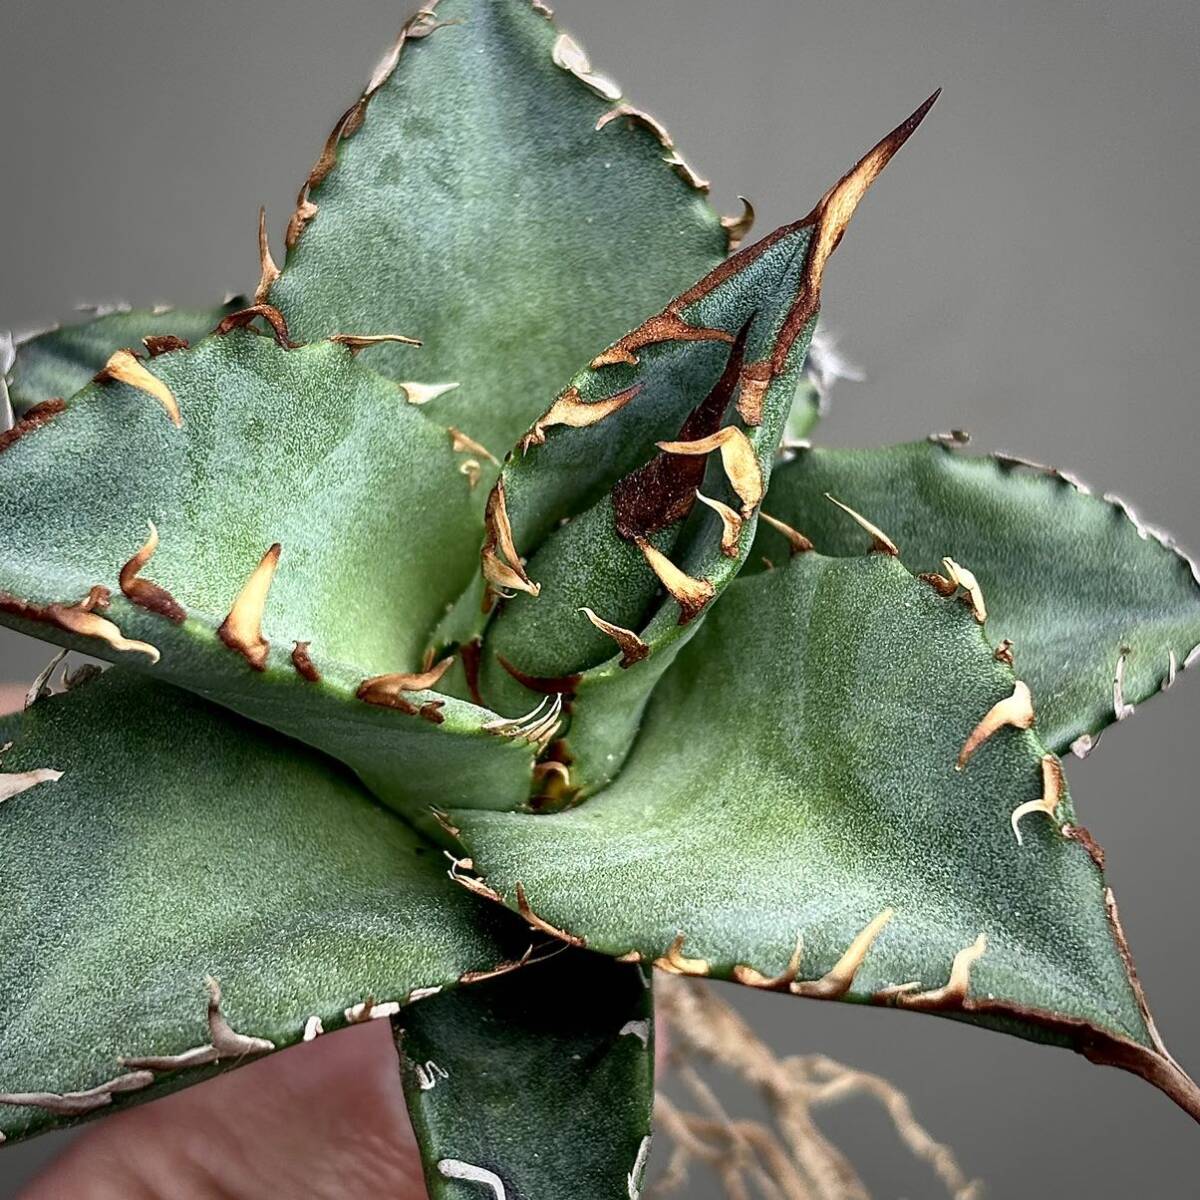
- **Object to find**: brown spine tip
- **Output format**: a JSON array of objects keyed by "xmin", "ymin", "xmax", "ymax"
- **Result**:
[
  {"xmin": 214, "ymin": 304, "xmax": 297, "ymax": 349},
  {"xmin": 721, "ymin": 196, "xmax": 757, "ymax": 253},
  {"xmin": 357, "ymin": 657, "xmax": 455, "ymax": 711},
  {"xmin": 255, "ymin": 206, "xmax": 281, "ymax": 306},
  {"xmin": 291, "ymin": 641, "xmax": 321, "ymax": 683},
  {"xmin": 579, "ymin": 607, "xmax": 650, "ymax": 668},
  {"xmin": 792, "ymin": 909, "xmax": 894, "ymax": 1000},
  {"xmin": 636, "ymin": 539, "xmax": 715, "ymax": 624},
  {"xmin": 824, "ymin": 493, "xmax": 899, "ymax": 556},
  {"xmin": 694, "ymin": 491, "xmax": 743, "ymax": 557},
  {"xmin": 957, "ymin": 680, "xmax": 1035, "ymax": 769},
  {"xmin": 519, "ymin": 383, "xmax": 642, "ymax": 452},
  {"xmin": 119, "ymin": 521, "xmax": 186, "ymax": 624},
  {"xmin": 656, "ymin": 426, "xmax": 764, "ymax": 517},
  {"xmin": 97, "ymin": 350, "xmax": 181, "ymax": 428},
  {"xmin": 142, "ymin": 335, "xmax": 190, "ymax": 358},
  {"xmin": 218, "ymin": 544, "xmax": 281, "ymax": 671},
  {"xmin": 758, "ymin": 510, "xmax": 814, "ymax": 556}
]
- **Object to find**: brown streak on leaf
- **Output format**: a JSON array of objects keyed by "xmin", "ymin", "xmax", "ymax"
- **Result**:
[
  {"xmin": 217, "ymin": 544, "xmax": 281, "ymax": 671},
  {"xmin": 519, "ymin": 383, "xmax": 642, "ymax": 452},
  {"xmin": 496, "ymin": 654, "xmax": 581, "ymax": 697},
  {"xmin": 330, "ymin": 332, "xmax": 422, "ymax": 353},
  {"xmin": 459, "ymin": 638, "xmax": 486, "ymax": 707},
  {"xmin": 591, "ymin": 313, "xmax": 734, "ymax": 370}
]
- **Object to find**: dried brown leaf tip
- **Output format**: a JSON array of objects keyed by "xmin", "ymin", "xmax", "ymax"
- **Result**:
[
  {"xmin": 519, "ymin": 383, "xmax": 642, "ymax": 452},
  {"xmin": 580, "ymin": 606, "xmax": 650, "ymax": 668},
  {"xmin": 657, "ymin": 426, "xmax": 764, "ymax": 518},
  {"xmin": 398, "ymin": 381, "xmax": 459, "ymax": 406},
  {"xmin": 823, "ymin": 493, "xmax": 899, "ymax": 556},
  {"xmin": 217, "ymin": 544, "xmax": 281, "ymax": 671},
  {"xmin": 291, "ymin": 641, "xmax": 321, "ymax": 684},
  {"xmin": 120, "ymin": 521, "xmax": 186, "ymax": 625},
  {"xmin": 695, "ymin": 492, "xmax": 743, "ymax": 558},
  {"xmin": 481, "ymin": 479, "xmax": 540, "ymax": 604},
  {"xmin": 637, "ymin": 539, "xmax": 715, "ymax": 624},
  {"xmin": 1010, "ymin": 755, "xmax": 1066, "ymax": 846},
  {"xmin": 957, "ymin": 680, "xmax": 1035, "ymax": 770},
  {"xmin": 721, "ymin": 196, "xmax": 756, "ymax": 253},
  {"xmin": 655, "ymin": 934, "xmax": 711, "ymax": 977},
  {"xmin": 894, "ymin": 934, "xmax": 987, "ymax": 1012},
  {"xmin": 96, "ymin": 350, "xmax": 181, "ymax": 428},
  {"xmin": 255, "ymin": 206, "xmax": 281, "ymax": 306},
  {"xmin": 357, "ymin": 656, "xmax": 455, "ymax": 714},
  {"xmin": 552, "ymin": 31, "xmax": 621, "ymax": 101},
  {"xmin": 758, "ymin": 510, "xmax": 814, "ymax": 556},
  {"xmin": 330, "ymin": 332, "xmax": 422, "ymax": 354}
]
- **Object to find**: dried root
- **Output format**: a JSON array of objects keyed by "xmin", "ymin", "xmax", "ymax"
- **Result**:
[{"xmin": 651, "ymin": 977, "xmax": 981, "ymax": 1199}]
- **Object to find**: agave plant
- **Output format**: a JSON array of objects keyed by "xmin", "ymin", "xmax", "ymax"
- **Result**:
[{"xmin": 3, "ymin": 2, "xmax": 1199, "ymax": 1196}]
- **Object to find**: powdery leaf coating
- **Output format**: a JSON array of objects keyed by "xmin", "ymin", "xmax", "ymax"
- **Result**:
[
  {"xmin": 453, "ymin": 553, "xmax": 1200, "ymax": 1121},
  {"xmin": 753, "ymin": 440, "xmax": 1200, "ymax": 754}
]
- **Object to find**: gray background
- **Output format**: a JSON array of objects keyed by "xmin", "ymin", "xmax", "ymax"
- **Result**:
[{"xmin": 1, "ymin": 0, "xmax": 1198, "ymax": 1195}]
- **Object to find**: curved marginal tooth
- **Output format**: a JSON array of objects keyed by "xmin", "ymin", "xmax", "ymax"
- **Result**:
[
  {"xmin": 1163, "ymin": 649, "xmax": 1179, "ymax": 692},
  {"xmin": 53, "ymin": 605, "xmax": 160, "ymax": 664},
  {"xmin": 0, "ymin": 768, "xmax": 63, "ymax": 805},
  {"xmin": 591, "ymin": 313, "xmax": 734, "ymax": 370},
  {"xmin": 449, "ymin": 427, "xmax": 499, "ymax": 466},
  {"xmin": 595, "ymin": 104, "xmax": 673, "ymax": 149},
  {"xmin": 896, "ymin": 934, "xmax": 987, "ymax": 1010},
  {"xmin": 758, "ymin": 510, "xmax": 814, "ymax": 556},
  {"xmin": 120, "ymin": 521, "xmax": 186, "ymax": 624},
  {"xmin": 695, "ymin": 491, "xmax": 743, "ymax": 557},
  {"xmin": 1010, "ymin": 755, "xmax": 1065, "ymax": 846},
  {"xmin": 357, "ymin": 657, "xmax": 455, "ymax": 711},
  {"xmin": 580, "ymin": 607, "xmax": 649, "ymax": 668},
  {"xmin": 957, "ymin": 681, "xmax": 1035, "ymax": 770},
  {"xmin": 520, "ymin": 383, "xmax": 642, "ymax": 451},
  {"xmin": 255, "ymin": 206, "xmax": 280, "ymax": 305},
  {"xmin": 484, "ymin": 696, "xmax": 553, "ymax": 738},
  {"xmin": 791, "ymin": 909, "xmax": 893, "ymax": 999},
  {"xmin": 99, "ymin": 350, "xmax": 181, "ymax": 427},
  {"xmin": 25, "ymin": 649, "xmax": 67, "ymax": 708},
  {"xmin": 482, "ymin": 480, "xmax": 539, "ymax": 599},
  {"xmin": 302, "ymin": 1016, "xmax": 325, "ymax": 1041},
  {"xmin": 733, "ymin": 936, "xmax": 804, "ymax": 990},
  {"xmin": 824, "ymin": 494, "xmax": 899, "ymax": 556},
  {"xmin": 654, "ymin": 934, "xmax": 710, "ymax": 977},
  {"xmin": 1113, "ymin": 649, "xmax": 1136, "ymax": 721},
  {"xmin": 721, "ymin": 196, "xmax": 756, "ymax": 252},
  {"xmin": 942, "ymin": 557, "xmax": 987, "ymax": 623},
  {"xmin": 217, "ymin": 544, "xmax": 281, "ymax": 671},
  {"xmin": 438, "ymin": 1160, "xmax": 508, "ymax": 1200},
  {"xmin": 636, "ymin": 540, "xmax": 714, "ymax": 624},
  {"xmin": 329, "ymin": 332, "xmax": 422, "ymax": 352},
  {"xmin": 399, "ymin": 381, "xmax": 460, "ymax": 406},
  {"xmin": 551, "ymin": 32, "xmax": 621, "ymax": 102},
  {"xmin": 657, "ymin": 427, "xmax": 763, "ymax": 517}
]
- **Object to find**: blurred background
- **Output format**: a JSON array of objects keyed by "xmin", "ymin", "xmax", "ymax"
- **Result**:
[{"xmin": 2, "ymin": 0, "xmax": 1198, "ymax": 1194}]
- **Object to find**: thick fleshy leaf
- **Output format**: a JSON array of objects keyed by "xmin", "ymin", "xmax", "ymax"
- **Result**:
[
  {"xmin": 466, "ymin": 95, "xmax": 939, "ymax": 800},
  {"xmin": 397, "ymin": 951, "xmax": 654, "ymax": 1200},
  {"xmin": 0, "ymin": 670, "xmax": 532, "ymax": 1147},
  {"xmin": 752, "ymin": 439, "xmax": 1200, "ymax": 756},
  {"xmin": 267, "ymin": 0, "xmax": 729, "ymax": 455},
  {"xmin": 0, "ymin": 325, "xmax": 534, "ymax": 817},
  {"xmin": 2, "ymin": 300, "xmax": 244, "ymax": 416},
  {"xmin": 452, "ymin": 551, "xmax": 1200, "ymax": 1121}
]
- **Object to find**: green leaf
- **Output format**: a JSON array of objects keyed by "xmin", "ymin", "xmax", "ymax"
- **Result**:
[
  {"xmin": 397, "ymin": 951, "xmax": 654, "ymax": 1200},
  {"xmin": 266, "ymin": 0, "xmax": 730, "ymax": 455},
  {"xmin": 752, "ymin": 439, "xmax": 1200, "ymax": 756},
  {"xmin": 451, "ymin": 550, "xmax": 1200, "ymax": 1120},
  {"xmin": 0, "ymin": 325, "xmax": 534, "ymax": 818},
  {"xmin": 3, "ymin": 300, "xmax": 244, "ymax": 416},
  {"xmin": 468, "ymin": 95, "xmax": 939, "ymax": 798},
  {"xmin": 0, "ymin": 670, "xmax": 529, "ymax": 1147}
]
